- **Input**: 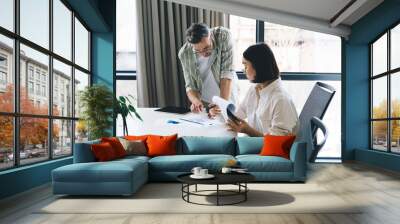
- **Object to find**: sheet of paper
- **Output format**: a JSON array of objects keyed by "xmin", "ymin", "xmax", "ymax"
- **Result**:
[
  {"xmin": 212, "ymin": 96, "xmax": 236, "ymax": 121},
  {"xmin": 180, "ymin": 113, "xmax": 224, "ymax": 126}
]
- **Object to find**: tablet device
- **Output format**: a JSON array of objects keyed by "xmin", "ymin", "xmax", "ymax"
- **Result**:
[
  {"xmin": 155, "ymin": 106, "xmax": 191, "ymax": 114},
  {"xmin": 227, "ymin": 108, "xmax": 241, "ymax": 124}
]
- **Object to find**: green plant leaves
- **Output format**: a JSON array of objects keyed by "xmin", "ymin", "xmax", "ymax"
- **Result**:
[
  {"xmin": 119, "ymin": 96, "xmax": 126, "ymax": 103},
  {"xmin": 79, "ymin": 84, "xmax": 114, "ymax": 140},
  {"xmin": 113, "ymin": 95, "xmax": 142, "ymax": 134}
]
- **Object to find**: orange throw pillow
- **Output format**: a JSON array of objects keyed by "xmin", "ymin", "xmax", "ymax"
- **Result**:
[
  {"xmin": 259, "ymin": 135, "xmax": 296, "ymax": 159},
  {"xmin": 146, "ymin": 134, "xmax": 178, "ymax": 157},
  {"xmin": 91, "ymin": 142, "xmax": 117, "ymax": 162},
  {"xmin": 124, "ymin": 135, "xmax": 150, "ymax": 141},
  {"xmin": 101, "ymin": 137, "xmax": 126, "ymax": 158}
]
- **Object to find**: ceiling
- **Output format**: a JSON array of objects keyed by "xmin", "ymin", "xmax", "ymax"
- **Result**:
[
  {"xmin": 225, "ymin": 0, "xmax": 353, "ymax": 24},
  {"xmin": 168, "ymin": 0, "xmax": 384, "ymax": 37}
]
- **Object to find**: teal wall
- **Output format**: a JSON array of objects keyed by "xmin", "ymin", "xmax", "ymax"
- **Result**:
[
  {"xmin": 0, "ymin": 158, "xmax": 72, "ymax": 199},
  {"xmin": 344, "ymin": 0, "xmax": 400, "ymax": 171},
  {"xmin": 66, "ymin": 0, "xmax": 110, "ymax": 32},
  {"xmin": 355, "ymin": 149, "xmax": 400, "ymax": 172},
  {"xmin": 91, "ymin": 0, "xmax": 115, "ymax": 135},
  {"xmin": 92, "ymin": 33, "xmax": 114, "ymax": 87},
  {"xmin": 0, "ymin": 0, "xmax": 115, "ymax": 200}
]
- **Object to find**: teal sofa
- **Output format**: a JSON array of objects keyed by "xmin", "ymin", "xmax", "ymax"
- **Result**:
[{"xmin": 52, "ymin": 137, "xmax": 307, "ymax": 196}]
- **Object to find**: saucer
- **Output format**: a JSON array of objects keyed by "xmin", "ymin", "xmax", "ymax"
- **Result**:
[{"xmin": 190, "ymin": 174, "xmax": 215, "ymax": 179}]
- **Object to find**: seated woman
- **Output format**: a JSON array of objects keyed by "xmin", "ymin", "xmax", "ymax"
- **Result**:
[{"xmin": 227, "ymin": 43, "xmax": 299, "ymax": 137}]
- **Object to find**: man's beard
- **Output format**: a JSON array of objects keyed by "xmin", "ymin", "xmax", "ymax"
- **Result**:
[{"xmin": 204, "ymin": 52, "xmax": 212, "ymax": 57}]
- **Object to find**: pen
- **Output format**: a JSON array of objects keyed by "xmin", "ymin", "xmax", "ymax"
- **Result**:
[{"xmin": 179, "ymin": 118, "xmax": 204, "ymax": 125}]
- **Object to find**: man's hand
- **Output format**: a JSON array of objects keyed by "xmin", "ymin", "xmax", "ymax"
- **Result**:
[
  {"xmin": 190, "ymin": 98, "xmax": 204, "ymax": 113},
  {"xmin": 207, "ymin": 104, "xmax": 221, "ymax": 118}
]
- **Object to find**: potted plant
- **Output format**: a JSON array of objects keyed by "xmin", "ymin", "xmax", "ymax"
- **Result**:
[
  {"xmin": 79, "ymin": 84, "xmax": 114, "ymax": 140},
  {"xmin": 114, "ymin": 95, "xmax": 142, "ymax": 135}
]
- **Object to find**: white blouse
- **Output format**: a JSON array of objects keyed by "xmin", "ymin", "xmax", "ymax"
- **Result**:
[{"xmin": 235, "ymin": 78, "xmax": 299, "ymax": 136}]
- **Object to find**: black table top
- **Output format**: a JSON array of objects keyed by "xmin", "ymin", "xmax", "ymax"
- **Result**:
[{"xmin": 177, "ymin": 172, "xmax": 255, "ymax": 185}]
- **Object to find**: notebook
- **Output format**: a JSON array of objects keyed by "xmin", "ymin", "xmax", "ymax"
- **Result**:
[{"xmin": 155, "ymin": 106, "xmax": 191, "ymax": 114}]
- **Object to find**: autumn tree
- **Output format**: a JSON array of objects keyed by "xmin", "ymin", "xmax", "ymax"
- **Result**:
[
  {"xmin": 0, "ymin": 84, "xmax": 60, "ymax": 152},
  {"xmin": 0, "ymin": 85, "xmax": 14, "ymax": 150},
  {"xmin": 372, "ymin": 99, "xmax": 400, "ymax": 144},
  {"xmin": 372, "ymin": 100, "xmax": 387, "ymax": 140},
  {"xmin": 392, "ymin": 99, "xmax": 400, "ymax": 143}
]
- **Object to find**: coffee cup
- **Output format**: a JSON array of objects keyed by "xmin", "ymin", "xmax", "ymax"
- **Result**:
[
  {"xmin": 221, "ymin": 167, "xmax": 232, "ymax": 174},
  {"xmin": 191, "ymin": 167, "xmax": 202, "ymax": 176},
  {"xmin": 200, "ymin": 169, "xmax": 208, "ymax": 176}
]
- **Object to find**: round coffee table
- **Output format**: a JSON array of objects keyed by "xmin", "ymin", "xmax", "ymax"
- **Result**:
[{"xmin": 177, "ymin": 173, "xmax": 255, "ymax": 206}]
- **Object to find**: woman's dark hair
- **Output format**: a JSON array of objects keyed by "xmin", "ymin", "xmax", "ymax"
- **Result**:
[
  {"xmin": 243, "ymin": 43, "xmax": 280, "ymax": 83},
  {"xmin": 186, "ymin": 23, "xmax": 209, "ymax": 44}
]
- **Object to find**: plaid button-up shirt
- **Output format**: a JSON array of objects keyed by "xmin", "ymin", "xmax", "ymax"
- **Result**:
[{"xmin": 178, "ymin": 27, "xmax": 236, "ymax": 93}]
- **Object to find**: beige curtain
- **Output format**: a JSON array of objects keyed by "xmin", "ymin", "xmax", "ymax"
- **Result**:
[{"xmin": 136, "ymin": 0, "xmax": 228, "ymax": 107}]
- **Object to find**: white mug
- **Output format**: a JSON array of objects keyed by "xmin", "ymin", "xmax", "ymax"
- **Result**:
[
  {"xmin": 191, "ymin": 167, "xmax": 202, "ymax": 176},
  {"xmin": 221, "ymin": 167, "xmax": 232, "ymax": 174},
  {"xmin": 200, "ymin": 169, "xmax": 208, "ymax": 176}
]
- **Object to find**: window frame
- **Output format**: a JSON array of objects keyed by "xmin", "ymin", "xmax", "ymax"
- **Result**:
[
  {"xmin": 369, "ymin": 20, "xmax": 400, "ymax": 154},
  {"xmin": 114, "ymin": 0, "xmax": 138, "ymax": 135},
  {"xmin": 0, "ymin": 0, "xmax": 92, "ymax": 171},
  {"xmin": 113, "ymin": 15, "xmax": 342, "ymax": 159}
]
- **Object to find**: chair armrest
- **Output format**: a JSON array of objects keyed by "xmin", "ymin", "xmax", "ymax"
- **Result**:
[
  {"xmin": 308, "ymin": 117, "xmax": 328, "ymax": 162},
  {"xmin": 290, "ymin": 141, "xmax": 307, "ymax": 181}
]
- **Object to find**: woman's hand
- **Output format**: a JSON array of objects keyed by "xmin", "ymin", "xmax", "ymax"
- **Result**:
[
  {"xmin": 227, "ymin": 118, "xmax": 264, "ymax": 137},
  {"xmin": 226, "ymin": 118, "xmax": 250, "ymax": 133},
  {"xmin": 207, "ymin": 104, "xmax": 221, "ymax": 118},
  {"xmin": 190, "ymin": 99, "xmax": 204, "ymax": 113}
]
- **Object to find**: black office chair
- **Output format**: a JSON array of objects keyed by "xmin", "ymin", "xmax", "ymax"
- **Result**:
[{"xmin": 297, "ymin": 82, "xmax": 336, "ymax": 163}]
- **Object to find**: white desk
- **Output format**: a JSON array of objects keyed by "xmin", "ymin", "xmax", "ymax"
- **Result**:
[{"xmin": 116, "ymin": 108, "xmax": 236, "ymax": 137}]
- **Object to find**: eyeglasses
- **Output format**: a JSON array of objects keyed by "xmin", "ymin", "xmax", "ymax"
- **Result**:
[{"xmin": 193, "ymin": 45, "xmax": 213, "ymax": 55}]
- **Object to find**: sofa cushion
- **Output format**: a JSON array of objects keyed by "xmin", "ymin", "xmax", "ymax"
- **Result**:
[
  {"xmin": 236, "ymin": 137, "xmax": 263, "ymax": 155},
  {"xmin": 147, "ymin": 134, "xmax": 178, "ymax": 157},
  {"xmin": 149, "ymin": 154, "xmax": 235, "ymax": 172},
  {"xmin": 91, "ymin": 142, "xmax": 118, "ymax": 161},
  {"xmin": 53, "ymin": 158, "xmax": 147, "ymax": 183},
  {"xmin": 118, "ymin": 138, "xmax": 147, "ymax": 156},
  {"xmin": 260, "ymin": 135, "xmax": 296, "ymax": 159},
  {"xmin": 101, "ymin": 137, "xmax": 127, "ymax": 158},
  {"xmin": 124, "ymin": 135, "xmax": 150, "ymax": 142},
  {"xmin": 236, "ymin": 155, "xmax": 293, "ymax": 172},
  {"xmin": 73, "ymin": 139, "xmax": 100, "ymax": 163},
  {"xmin": 115, "ymin": 155, "xmax": 150, "ymax": 163},
  {"xmin": 178, "ymin": 136, "xmax": 236, "ymax": 155}
]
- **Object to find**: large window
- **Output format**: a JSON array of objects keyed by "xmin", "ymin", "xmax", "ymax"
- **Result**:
[
  {"xmin": 114, "ymin": 7, "xmax": 342, "ymax": 159},
  {"xmin": 264, "ymin": 23, "xmax": 341, "ymax": 73},
  {"xmin": 232, "ymin": 15, "xmax": 342, "ymax": 160},
  {"xmin": 0, "ymin": 0, "xmax": 91, "ymax": 170},
  {"xmin": 115, "ymin": 0, "xmax": 138, "ymax": 135},
  {"xmin": 116, "ymin": 0, "xmax": 137, "ymax": 72},
  {"xmin": 370, "ymin": 23, "xmax": 400, "ymax": 153},
  {"xmin": 229, "ymin": 15, "xmax": 256, "ymax": 71}
]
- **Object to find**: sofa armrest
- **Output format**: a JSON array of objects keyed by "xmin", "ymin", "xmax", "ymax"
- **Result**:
[
  {"xmin": 289, "ymin": 141, "xmax": 307, "ymax": 181},
  {"xmin": 73, "ymin": 140, "xmax": 100, "ymax": 163}
]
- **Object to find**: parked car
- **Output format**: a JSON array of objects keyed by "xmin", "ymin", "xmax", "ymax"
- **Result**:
[{"xmin": 8, "ymin": 150, "xmax": 32, "ymax": 160}]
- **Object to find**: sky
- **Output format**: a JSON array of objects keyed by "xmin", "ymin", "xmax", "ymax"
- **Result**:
[
  {"xmin": 0, "ymin": 0, "xmax": 13, "ymax": 31},
  {"xmin": 0, "ymin": 0, "xmax": 89, "ymax": 70},
  {"xmin": 116, "ymin": 0, "xmax": 137, "ymax": 53}
]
